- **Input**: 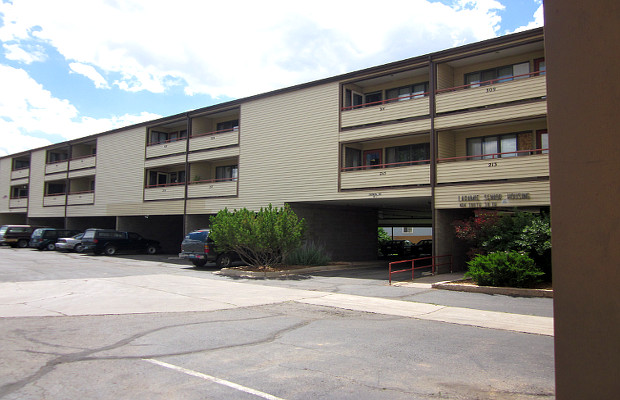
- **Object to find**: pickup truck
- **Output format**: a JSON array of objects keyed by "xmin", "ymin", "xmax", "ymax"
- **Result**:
[{"xmin": 178, "ymin": 229, "xmax": 238, "ymax": 268}]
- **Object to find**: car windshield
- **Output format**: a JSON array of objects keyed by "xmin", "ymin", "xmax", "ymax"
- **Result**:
[
  {"xmin": 0, "ymin": 226, "xmax": 7, "ymax": 235},
  {"xmin": 31, "ymin": 229, "xmax": 44, "ymax": 238},
  {"xmin": 82, "ymin": 230, "xmax": 95, "ymax": 239}
]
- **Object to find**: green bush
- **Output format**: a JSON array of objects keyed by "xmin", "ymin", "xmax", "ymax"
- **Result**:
[
  {"xmin": 285, "ymin": 241, "xmax": 331, "ymax": 266},
  {"xmin": 465, "ymin": 251, "xmax": 545, "ymax": 288}
]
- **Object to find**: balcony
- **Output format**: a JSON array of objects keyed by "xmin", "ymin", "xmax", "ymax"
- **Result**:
[
  {"xmin": 146, "ymin": 137, "xmax": 187, "ymax": 158},
  {"xmin": 436, "ymin": 73, "xmax": 546, "ymax": 115},
  {"xmin": 9, "ymin": 198, "xmax": 27, "ymax": 209},
  {"xmin": 69, "ymin": 155, "xmax": 96, "ymax": 170},
  {"xmin": 67, "ymin": 191, "xmax": 95, "ymax": 205},
  {"xmin": 45, "ymin": 161, "xmax": 68, "ymax": 174},
  {"xmin": 11, "ymin": 168, "xmax": 29, "ymax": 180},
  {"xmin": 341, "ymin": 95, "xmax": 430, "ymax": 129},
  {"xmin": 189, "ymin": 127, "xmax": 239, "ymax": 152},
  {"xmin": 340, "ymin": 161, "xmax": 430, "ymax": 190},
  {"xmin": 437, "ymin": 150, "xmax": 549, "ymax": 184},
  {"xmin": 144, "ymin": 183, "xmax": 185, "ymax": 201},
  {"xmin": 43, "ymin": 194, "xmax": 66, "ymax": 207},
  {"xmin": 188, "ymin": 179, "xmax": 238, "ymax": 198}
]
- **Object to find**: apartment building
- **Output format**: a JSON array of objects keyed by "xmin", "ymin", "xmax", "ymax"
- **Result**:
[{"xmin": 0, "ymin": 28, "xmax": 548, "ymax": 268}]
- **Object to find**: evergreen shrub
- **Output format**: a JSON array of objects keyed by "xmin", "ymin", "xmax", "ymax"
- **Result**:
[{"xmin": 465, "ymin": 251, "xmax": 545, "ymax": 288}]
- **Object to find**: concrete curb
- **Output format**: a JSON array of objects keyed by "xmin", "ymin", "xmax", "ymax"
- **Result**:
[
  {"xmin": 432, "ymin": 280, "xmax": 553, "ymax": 298},
  {"xmin": 214, "ymin": 262, "xmax": 372, "ymax": 278}
]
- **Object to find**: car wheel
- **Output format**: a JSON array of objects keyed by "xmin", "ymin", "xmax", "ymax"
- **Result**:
[
  {"xmin": 74, "ymin": 244, "xmax": 84, "ymax": 253},
  {"xmin": 104, "ymin": 245, "xmax": 117, "ymax": 256},
  {"xmin": 17, "ymin": 239, "xmax": 28, "ymax": 248},
  {"xmin": 145, "ymin": 245, "xmax": 157, "ymax": 255},
  {"xmin": 191, "ymin": 259, "xmax": 207, "ymax": 268},
  {"xmin": 216, "ymin": 253, "xmax": 232, "ymax": 269},
  {"xmin": 46, "ymin": 243, "xmax": 56, "ymax": 251}
]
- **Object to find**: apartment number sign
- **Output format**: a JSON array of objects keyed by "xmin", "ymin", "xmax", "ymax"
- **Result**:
[{"xmin": 457, "ymin": 192, "xmax": 531, "ymax": 208}]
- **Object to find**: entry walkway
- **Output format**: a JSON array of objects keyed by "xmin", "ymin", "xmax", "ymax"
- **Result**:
[{"xmin": 0, "ymin": 273, "xmax": 553, "ymax": 336}]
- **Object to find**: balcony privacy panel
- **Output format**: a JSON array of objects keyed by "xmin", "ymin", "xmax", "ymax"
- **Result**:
[
  {"xmin": 341, "ymin": 98, "xmax": 430, "ymax": 128},
  {"xmin": 340, "ymin": 164, "xmax": 430, "ymax": 190}
]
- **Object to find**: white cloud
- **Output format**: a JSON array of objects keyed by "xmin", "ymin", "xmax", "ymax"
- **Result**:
[
  {"xmin": 3, "ymin": 42, "xmax": 47, "ymax": 64},
  {"xmin": 511, "ymin": 3, "xmax": 544, "ymax": 33},
  {"xmin": 68, "ymin": 62, "xmax": 110, "ymax": 89},
  {"xmin": 0, "ymin": 0, "xmax": 508, "ymax": 99},
  {"xmin": 0, "ymin": 65, "xmax": 160, "ymax": 156}
]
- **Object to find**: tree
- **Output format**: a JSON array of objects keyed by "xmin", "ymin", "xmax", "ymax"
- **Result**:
[{"xmin": 209, "ymin": 204, "xmax": 306, "ymax": 269}]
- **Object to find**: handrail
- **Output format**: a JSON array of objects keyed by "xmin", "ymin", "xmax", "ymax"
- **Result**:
[
  {"xmin": 44, "ymin": 192, "xmax": 66, "ymax": 197},
  {"xmin": 45, "ymin": 159, "xmax": 69, "ymax": 165},
  {"xmin": 9, "ymin": 195, "xmax": 28, "ymax": 199},
  {"xmin": 341, "ymin": 159, "xmax": 430, "ymax": 172},
  {"xmin": 11, "ymin": 166, "xmax": 30, "ymax": 171},
  {"xmin": 68, "ymin": 190, "xmax": 95, "ymax": 195},
  {"xmin": 189, "ymin": 177, "xmax": 238, "ymax": 185},
  {"xmin": 69, "ymin": 154, "xmax": 96, "ymax": 161},
  {"xmin": 388, "ymin": 254, "xmax": 453, "ymax": 284},
  {"xmin": 437, "ymin": 148, "xmax": 549, "ymax": 162},
  {"xmin": 341, "ymin": 92, "xmax": 429, "ymax": 111},
  {"xmin": 145, "ymin": 181, "xmax": 186, "ymax": 189},
  {"xmin": 436, "ymin": 70, "xmax": 545, "ymax": 94},
  {"xmin": 147, "ymin": 136, "xmax": 188, "ymax": 147},
  {"xmin": 190, "ymin": 126, "xmax": 239, "ymax": 139}
]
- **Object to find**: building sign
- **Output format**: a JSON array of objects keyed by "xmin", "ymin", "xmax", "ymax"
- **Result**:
[{"xmin": 458, "ymin": 192, "xmax": 531, "ymax": 208}]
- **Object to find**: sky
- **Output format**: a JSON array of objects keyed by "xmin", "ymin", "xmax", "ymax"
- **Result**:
[{"xmin": 0, "ymin": 0, "xmax": 544, "ymax": 157}]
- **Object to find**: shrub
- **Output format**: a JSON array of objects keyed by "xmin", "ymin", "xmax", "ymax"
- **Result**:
[
  {"xmin": 465, "ymin": 251, "xmax": 545, "ymax": 288},
  {"xmin": 209, "ymin": 204, "xmax": 305, "ymax": 269},
  {"xmin": 285, "ymin": 241, "xmax": 331, "ymax": 266}
]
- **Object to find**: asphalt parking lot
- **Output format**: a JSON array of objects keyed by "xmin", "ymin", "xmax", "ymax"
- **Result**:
[{"xmin": 0, "ymin": 247, "xmax": 555, "ymax": 399}]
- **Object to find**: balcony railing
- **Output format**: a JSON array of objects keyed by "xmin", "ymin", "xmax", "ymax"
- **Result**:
[
  {"xmin": 67, "ymin": 190, "xmax": 95, "ymax": 205},
  {"xmin": 146, "ymin": 138, "xmax": 187, "ymax": 158},
  {"xmin": 341, "ymin": 92, "xmax": 430, "ymax": 111},
  {"xmin": 10, "ymin": 168, "xmax": 29, "ymax": 180},
  {"xmin": 341, "ymin": 94, "xmax": 430, "ymax": 129},
  {"xmin": 436, "ymin": 71, "xmax": 546, "ymax": 115},
  {"xmin": 144, "ymin": 182, "xmax": 185, "ymax": 201},
  {"xmin": 69, "ymin": 154, "xmax": 96, "ymax": 170},
  {"xmin": 188, "ymin": 178, "xmax": 238, "ymax": 198},
  {"xmin": 9, "ymin": 197, "xmax": 28, "ymax": 209},
  {"xmin": 189, "ymin": 127, "xmax": 240, "ymax": 152},
  {"xmin": 43, "ymin": 193, "xmax": 67, "ymax": 207},
  {"xmin": 340, "ymin": 160, "xmax": 431, "ymax": 190},
  {"xmin": 437, "ymin": 149, "xmax": 549, "ymax": 184},
  {"xmin": 45, "ymin": 160, "xmax": 68, "ymax": 174}
]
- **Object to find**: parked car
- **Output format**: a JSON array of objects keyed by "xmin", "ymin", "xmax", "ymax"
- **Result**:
[
  {"xmin": 80, "ymin": 229, "xmax": 161, "ymax": 256},
  {"xmin": 179, "ymin": 229, "xmax": 239, "ymax": 268},
  {"xmin": 55, "ymin": 233, "xmax": 85, "ymax": 252},
  {"xmin": 413, "ymin": 239, "xmax": 432, "ymax": 257},
  {"xmin": 30, "ymin": 228, "xmax": 82, "ymax": 251},
  {"xmin": 0, "ymin": 225, "xmax": 37, "ymax": 248},
  {"xmin": 381, "ymin": 240, "xmax": 415, "ymax": 259}
]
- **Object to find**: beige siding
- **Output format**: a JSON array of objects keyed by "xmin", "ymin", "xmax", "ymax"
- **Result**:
[
  {"xmin": 0, "ymin": 158, "xmax": 13, "ymax": 212},
  {"xmin": 187, "ymin": 181, "xmax": 237, "ymax": 198},
  {"xmin": 44, "ymin": 172, "xmax": 68, "ymax": 182},
  {"xmin": 340, "ymin": 164, "xmax": 430, "ymax": 189},
  {"xmin": 434, "ymin": 180, "xmax": 550, "ymax": 209},
  {"xmin": 43, "ymin": 194, "xmax": 66, "ymax": 208},
  {"xmin": 146, "ymin": 139, "xmax": 187, "ymax": 158},
  {"xmin": 189, "ymin": 130, "xmax": 239, "ymax": 152},
  {"xmin": 340, "ymin": 119, "xmax": 431, "ymax": 143},
  {"xmin": 67, "ymin": 192, "xmax": 94, "ymax": 205},
  {"xmin": 341, "ymin": 97, "xmax": 429, "ymax": 127},
  {"xmin": 69, "ymin": 155, "xmax": 96, "ymax": 170},
  {"xmin": 96, "ymin": 127, "xmax": 147, "ymax": 216},
  {"xmin": 144, "ymin": 185, "xmax": 185, "ymax": 201},
  {"xmin": 436, "ymin": 63, "xmax": 454, "ymax": 91},
  {"xmin": 437, "ymin": 131, "xmax": 455, "ymax": 159},
  {"xmin": 45, "ymin": 161, "xmax": 68, "ymax": 174},
  {"xmin": 9, "ymin": 198, "xmax": 28, "ymax": 209},
  {"xmin": 436, "ymin": 75, "xmax": 546, "ymax": 113},
  {"xmin": 10, "ymin": 168, "xmax": 29, "ymax": 180},
  {"xmin": 437, "ymin": 154, "xmax": 549, "ymax": 183},
  {"xmin": 68, "ymin": 169, "xmax": 96, "ymax": 179},
  {"xmin": 27, "ymin": 150, "xmax": 50, "ymax": 217},
  {"xmin": 10, "ymin": 177, "xmax": 29, "ymax": 186},
  {"xmin": 144, "ymin": 154, "xmax": 186, "ymax": 169},
  {"xmin": 434, "ymin": 101, "xmax": 546, "ymax": 130},
  {"xmin": 188, "ymin": 147, "xmax": 240, "ymax": 163}
]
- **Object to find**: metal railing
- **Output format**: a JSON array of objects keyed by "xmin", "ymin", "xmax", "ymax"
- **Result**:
[
  {"xmin": 341, "ymin": 159, "xmax": 430, "ymax": 172},
  {"xmin": 437, "ymin": 148, "xmax": 549, "ymax": 162},
  {"xmin": 341, "ymin": 92, "xmax": 429, "ymax": 111},
  {"xmin": 435, "ymin": 70, "xmax": 545, "ymax": 94},
  {"xmin": 388, "ymin": 255, "xmax": 452, "ymax": 285}
]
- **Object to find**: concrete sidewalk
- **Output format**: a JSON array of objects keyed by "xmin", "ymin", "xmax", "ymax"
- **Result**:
[{"xmin": 0, "ymin": 273, "xmax": 553, "ymax": 336}]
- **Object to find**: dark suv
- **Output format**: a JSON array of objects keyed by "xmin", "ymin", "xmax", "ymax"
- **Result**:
[
  {"xmin": 81, "ymin": 229, "xmax": 161, "ymax": 256},
  {"xmin": 29, "ymin": 228, "xmax": 82, "ymax": 251},
  {"xmin": 0, "ymin": 225, "xmax": 36, "ymax": 248},
  {"xmin": 381, "ymin": 240, "xmax": 415, "ymax": 258},
  {"xmin": 179, "ymin": 229, "xmax": 239, "ymax": 268}
]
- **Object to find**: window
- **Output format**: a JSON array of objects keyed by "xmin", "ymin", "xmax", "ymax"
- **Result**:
[
  {"xmin": 363, "ymin": 149, "xmax": 382, "ymax": 168},
  {"xmin": 47, "ymin": 151, "xmax": 68, "ymax": 163},
  {"xmin": 534, "ymin": 58, "xmax": 546, "ymax": 75},
  {"xmin": 403, "ymin": 227, "xmax": 414, "ymax": 233},
  {"xmin": 46, "ymin": 182, "xmax": 66, "ymax": 195},
  {"xmin": 148, "ymin": 170, "xmax": 185, "ymax": 187},
  {"xmin": 11, "ymin": 185, "xmax": 28, "ymax": 198},
  {"xmin": 216, "ymin": 120, "xmax": 239, "ymax": 132},
  {"xmin": 386, "ymin": 82, "xmax": 429, "ymax": 103},
  {"xmin": 385, "ymin": 143, "xmax": 430, "ymax": 166},
  {"xmin": 149, "ymin": 129, "xmax": 187, "ymax": 145},
  {"xmin": 465, "ymin": 62, "xmax": 530, "ymax": 87},
  {"xmin": 537, "ymin": 130, "xmax": 549, "ymax": 154},
  {"xmin": 344, "ymin": 147, "xmax": 362, "ymax": 169},
  {"xmin": 364, "ymin": 91, "xmax": 382, "ymax": 105},
  {"xmin": 344, "ymin": 89, "xmax": 363, "ymax": 109},
  {"xmin": 467, "ymin": 133, "xmax": 521, "ymax": 159},
  {"xmin": 12, "ymin": 159, "xmax": 29, "ymax": 170},
  {"xmin": 215, "ymin": 165, "xmax": 238, "ymax": 181}
]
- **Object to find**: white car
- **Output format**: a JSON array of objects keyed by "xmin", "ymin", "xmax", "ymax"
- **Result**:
[{"xmin": 55, "ymin": 233, "xmax": 84, "ymax": 252}]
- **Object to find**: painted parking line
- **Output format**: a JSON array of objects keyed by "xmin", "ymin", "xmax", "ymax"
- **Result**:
[{"xmin": 143, "ymin": 358, "xmax": 286, "ymax": 400}]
